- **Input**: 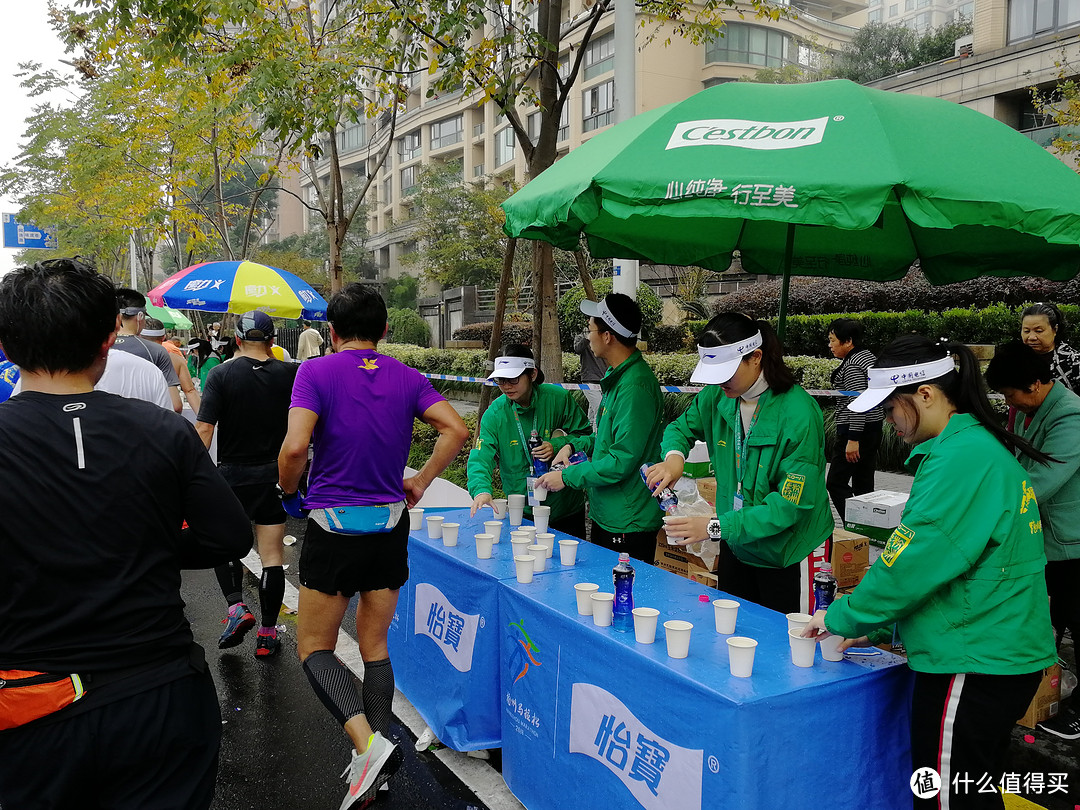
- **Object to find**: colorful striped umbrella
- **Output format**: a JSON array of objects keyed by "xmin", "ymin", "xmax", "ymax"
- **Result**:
[{"xmin": 147, "ymin": 260, "xmax": 327, "ymax": 320}]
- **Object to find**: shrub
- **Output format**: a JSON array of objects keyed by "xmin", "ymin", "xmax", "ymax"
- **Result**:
[
  {"xmin": 452, "ymin": 320, "xmax": 534, "ymax": 348},
  {"xmin": 409, "ymin": 412, "xmax": 479, "ymax": 491},
  {"xmin": 649, "ymin": 324, "xmax": 691, "ymax": 353},
  {"xmin": 556, "ymin": 279, "xmax": 663, "ymax": 350},
  {"xmin": 386, "ymin": 307, "xmax": 430, "ymax": 347}
]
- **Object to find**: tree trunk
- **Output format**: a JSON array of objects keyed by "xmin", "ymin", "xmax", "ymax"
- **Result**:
[
  {"xmin": 479, "ymin": 238, "xmax": 517, "ymax": 421},
  {"xmin": 574, "ymin": 249, "xmax": 597, "ymax": 301}
]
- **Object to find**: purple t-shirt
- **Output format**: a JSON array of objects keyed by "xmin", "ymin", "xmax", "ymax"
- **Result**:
[{"xmin": 290, "ymin": 349, "xmax": 445, "ymax": 508}]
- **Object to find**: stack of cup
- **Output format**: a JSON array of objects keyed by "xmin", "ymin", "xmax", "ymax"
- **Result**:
[
  {"xmin": 474, "ymin": 533, "xmax": 494, "ymax": 559},
  {"xmin": 484, "ymin": 520, "xmax": 503, "ymax": 544},
  {"xmin": 713, "ymin": 599, "xmax": 739, "ymax": 634},
  {"xmin": 408, "ymin": 508, "xmax": 424, "ymax": 531},
  {"xmin": 508, "ymin": 494, "xmax": 526, "ymax": 526},
  {"xmin": 664, "ymin": 620, "xmax": 693, "ymax": 659},
  {"xmin": 528, "ymin": 545, "xmax": 547, "ymax": 572},
  {"xmin": 532, "ymin": 505, "xmax": 551, "ymax": 533},
  {"xmin": 535, "ymin": 533, "xmax": 555, "ymax": 558},
  {"xmin": 558, "ymin": 539, "xmax": 579, "ymax": 566},
  {"xmin": 514, "ymin": 555, "xmax": 534, "ymax": 583},
  {"xmin": 786, "ymin": 612, "xmax": 813, "ymax": 634},
  {"xmin": 574, "ymin": 583, "xmax": 599, "ymax": 615},
  {"xmin": 727, "ymin": 637, "xmax": 758, "ymax": 678},
  {"xmin": 510, "ymin": 533, "xmax": 532, "ymax": 558},
  {"xmin": 590, "ymin": 593, "xmax": 615, "ymax": 627},
  {"xmin": 491, "ymin": 499, "xmax": 508, "ymax": 520},
  {"xmin": 517, "ymin": 526, "xmax": 537, "ymax": 543},
  {"xmin": 441, "ymin": 522, "xmax": 459, "ymax": 547},
  {"xmin": 788, "ymin": 628, "xmax": 817, "ymax": 668},
  {"xmin": 632, "ymin": 607, "xmax": 660, "ymax": 644},
  {"xmin": 426, "ymin": 515, "xmax": 444, "ymax": 539}
]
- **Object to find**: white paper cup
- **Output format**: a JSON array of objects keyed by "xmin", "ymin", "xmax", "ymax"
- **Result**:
[
  {"xmin": 509, "ymin": 506, "xmax": 524, "ymax": 526},
  {"xmin": 727, "ymin": 637, "xmax": 758, "ymax": 678},
  {"xmin": 575, "ymin": 583, "xmax": 600, "ymax": 615},
  {"xmin": 789, "ymin": 628, "xmax": 817, "ymax": 668},
  {"xmin": 409, "ymin": 508, "xmax": 424, "ymax": 531},
  {"xmin": 474, "ymin": 533, "xmax": 494, "ymax": 559},
  {"xmin": 558, "ymin": 539, "xmax": 579, "ymax": 566},
  {"xmin": 441, "ymin": 523, "xmax": 459, "ymax": 546},
  {"xmin": 528, "ymin": 546, "xmax": 547, "ymax": 572},
  {"xmin": 514, "ymin": 555, "xmax": 535, "ymax": 584},
  {"xmin": 664, "ymin": 620, "xmax": 694, "ymax": 659},
  {"xmin": 491, "ymin": 499, "xmax": 508, "ymax": 520},
  {"xmin": 510, "ymin": 537, "xmax": 532, "ymax": 558},
  {"xmin": 518, "ymin": 526, "xmax": 537, "ymax": 542},
  {"xmin": 536, "ymin": 532, "xmax": 555, "ymax": 558},
  {"xmin": 426, "ymin": 515, "xmax": 444, "ymax": 539},
  {"xmin": 533, "ymin": 505, "xmax": 551, "ymax": 533},
  {"xmin": 484, "ymin": 520, "xmax": 503, "ymax": 543},
  {"xmin": 283, "ymin": 534, "xmax": 297, "ymax": 546},
  {"xmin": 632, "ymin": 607, "xmax": 660, "ymax": 644},
  {"xmin": 786, "ymin": 612, "xmax": 813, "ymax": 634},
  {"xmin": 532, "ymin": 484, "xmax": 548, "ymax": 502},
  {"xmin": 590, "ymin": 593, "xmax": 615, "ymax": 627},
  {"xmin": 713, "ymin": 599, "xmax": 739, "ymax": 634},
  {"xmin": 819, "ymin": 634, "xmax": 845, "ymax": 662},
  {"xmin": 508, "ymin": 493, "xmax": 526, "ymax": 508}
]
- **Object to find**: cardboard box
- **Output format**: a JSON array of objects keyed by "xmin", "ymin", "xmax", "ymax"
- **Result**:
[
  {"xmin": 653, "ymin": 529, "xmax": 720, "ymax": 578},
  {"xmin": 844, "ymin": 490, "xmax": 909, "ymax": 528},
  {"xmin": 831, "ymin": 529, "xmax": 871, "ymax": 589},
  {"xmin": 844, "ymin": 521, "xmax": 895, "ymax": 550},
  {"xmin": 688, "ymin": 569, "xmax": 718, "ymax": 589},
  {"xmin": 1017, "ymin": 663, "xmax": 1061, "ymax": 729},
  {"xmin": 696, "ymin": 477, "xmax": 717, "ymax": 506}
]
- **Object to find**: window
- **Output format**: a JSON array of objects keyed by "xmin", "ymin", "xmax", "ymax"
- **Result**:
[
  {"xmin": 905, "ymin": 0, "xmax": 914, "ymax": 11},
  {"xmin": 528, "ymin": 107, "xmax": 570, "ymax": 143},
  {"xmin": 957, "ymin": 0, "xmax": 973, "ymax": 16},
  {"xmin": 704, "ymin": 24, "xmax": 793, "ymax": 68},
  {"xmin": 473, "ymin": 163, "xmax": 486, "ymax": 177},
  {"xmin": 583, "ymin": 79, "xmax": 615, "ymax": 132},
  {"xmin": 382, "ymin": 177, "xmax": 392, "ymax": 206},
  {"xmin": 584, "ymin": 32, "xmax": 615, "ymax": 80},
  {"xmin": 430, "ymin": 115, "xmax": 463, "ymax": 150},
  {"xmin": 868, "ymin": 9, "xmax": 883, "ymax": 21},
  {"xmin": 889, "ymin": 3, "xmax": 898, "ymax": 15},
  {"xmin": 495, "ymin": 127, "xmax": 516, "ymax": 167},
  {"xmin": 398, "ymin": 130, "xmax": 421, "ymax": 162},
  {"xmin": 400, "ymin": 166, "xmax": 418, "ymax": 196},
  {"xmin": 338, "ymin": 123, "xmax": 365, "ymax": 153},
  {"xmin": 1009, "ymin": 0, "xmax": 1080, "ymax": 38},
  {"xmin": 914, "ymin": 11, "xmax": 932, "ymax": 27}
]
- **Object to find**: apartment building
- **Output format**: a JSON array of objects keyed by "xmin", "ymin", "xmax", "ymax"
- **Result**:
[
  {"xmin": 867, "ymin": 0, "xmax": 972, "ymax": 32},
  {"xmin": 284, "ymin": 0, "xmax": 863, "ymax": 282}
]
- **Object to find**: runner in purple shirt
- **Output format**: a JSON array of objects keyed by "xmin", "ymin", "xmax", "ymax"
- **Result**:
[{"xmin": 278, "ymin": 283, "xmax": 469, "ymax": 810}]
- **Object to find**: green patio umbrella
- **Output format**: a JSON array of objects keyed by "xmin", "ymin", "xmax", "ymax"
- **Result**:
[
  {"xmin": 145, "ymin": 302, "xmax": 193, "ymax": 330},
  {"xmin": 502, "ymin": 80, "xmax": 1080, "ymax": 336}
]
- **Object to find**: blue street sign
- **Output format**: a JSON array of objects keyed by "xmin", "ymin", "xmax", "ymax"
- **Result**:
[{"xmin": 2, "ymin": 214, "xmax": 58, "ymax": 250}]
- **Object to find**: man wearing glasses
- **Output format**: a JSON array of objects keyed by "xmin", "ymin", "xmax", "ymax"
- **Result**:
[{"xmin": 113, "ymin": 288, "xmax": 182, "ymax": 412}]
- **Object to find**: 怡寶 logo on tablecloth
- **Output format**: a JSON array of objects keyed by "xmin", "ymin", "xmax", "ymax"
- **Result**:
[
  {"xmin": 413, "ymin": 582, "xmax": 480, "ymax": 673},
  {"xmin": 568, "ymin": 683, "xmax": 703, "ymax": 810}
]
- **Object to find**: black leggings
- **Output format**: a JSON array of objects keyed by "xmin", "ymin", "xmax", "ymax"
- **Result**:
[{"xmin": 715, "ymin": 539, "xmax": 802, "ymax": 614}]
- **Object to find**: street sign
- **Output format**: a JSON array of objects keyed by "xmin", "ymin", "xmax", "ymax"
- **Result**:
[{"xmin": 2, "ymin": 214, "xmax": 58, "ymax": 250}]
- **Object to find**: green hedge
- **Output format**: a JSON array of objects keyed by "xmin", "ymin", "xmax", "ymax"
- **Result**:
[
  {"xmin": 387, "ymin": 307, "xmax": 430, "ymax": 347},
  {"xmin": 557, "ymin": 279, "xmax": 663, "ymax": 350}
]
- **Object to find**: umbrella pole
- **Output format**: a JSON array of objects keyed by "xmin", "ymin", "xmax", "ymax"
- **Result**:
[{"xmin": 777, "ymin": 223, "xmax": 795, "ymax": 344}]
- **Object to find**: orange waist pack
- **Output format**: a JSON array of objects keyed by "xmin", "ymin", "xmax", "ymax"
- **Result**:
[{"xmin": 0, "ymin": 670, "xmax": 87, "ymax": 730}]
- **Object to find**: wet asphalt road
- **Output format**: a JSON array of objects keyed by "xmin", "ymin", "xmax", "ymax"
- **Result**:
[{"xmin": 180, "ymin": 515, "xmax": 503, "ymax": 810}]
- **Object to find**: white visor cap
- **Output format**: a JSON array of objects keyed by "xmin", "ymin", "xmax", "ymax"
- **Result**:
[
  {"xmin": 489, "ymin": 355, "xmax": 536, "ymax": 381},
  {"xmin": 579, "ymin": 297, "xmax": 639, "ymax": 339},
  {"xmin": 848, "ymin": 356, "xmax": 956, "ymax": 413},
  {"xmin": 690, "ymin": 332, "xmax": 763, "ymax": 385}
]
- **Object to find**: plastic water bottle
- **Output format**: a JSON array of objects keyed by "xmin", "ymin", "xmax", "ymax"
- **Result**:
[
  {"xmin": 528, "ymin": 429, "xmax": 549, "ymax": 476},
  {"xmin": 639, "ymin": 464, "xmax": 679, "ymax": 513},
  {"xmin": 613, "ymin": 553, "xmax": 635, "ymax": 632},
  {"xmin": 551, "ymin": 450, "xmax": 588, "ymax": 471},
  {"xmin": 814, "ymin": 563, "xmax": 838, "ymax": 612}
]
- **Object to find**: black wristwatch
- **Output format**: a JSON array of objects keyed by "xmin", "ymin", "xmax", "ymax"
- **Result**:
[
  {"xmin": 275, "ymin": 483, "xmax": 296, "ymax": 501},
  {"xmin": 706, "ymin": 518, "xmax": 722, "ymax": 540}
]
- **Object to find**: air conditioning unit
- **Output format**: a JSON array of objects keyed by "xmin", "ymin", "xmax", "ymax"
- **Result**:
[{"xmin": 954, "ymin": 34, "xmax": 973, "ymax": 57}]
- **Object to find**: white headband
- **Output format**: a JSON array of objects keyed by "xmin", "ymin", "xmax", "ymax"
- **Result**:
[{"xmin": 140, "ymin": 328, "xmax": 166, "ymax": 337}]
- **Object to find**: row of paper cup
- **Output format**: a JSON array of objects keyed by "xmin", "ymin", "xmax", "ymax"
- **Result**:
[
  {"xmin": 408, "ymin": 499, "xmax": 550, "ymax": 532},
  {"xmin": 415, "ymin": 511, "xmax": 579, "ymax": 570},
  {"xmin": 786, "ymin": 612, "xmax": 844, "ymax": 665}
]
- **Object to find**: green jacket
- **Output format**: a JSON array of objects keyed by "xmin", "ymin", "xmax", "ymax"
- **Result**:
[
  {"xmin": 467, "ymin": 383, "xmax": 590, "ymax": 521},
  {"xmin": 826, "ymin": 413, "xmax": 1057, "ymax": 675},
  {"xmin": 561, "ymin": 351, "xmax": 665, "ymax": 534},
  {"xmin": 661, "ymin": 383, "xmax": 831, "ymax": 568},
  {"xmin": 1015, "ymin": 381, "xmax": 1080, "ymax": 562},
  {"xmin": 198, "ymin": 355, "xmax": 222, "ymax": 389}
]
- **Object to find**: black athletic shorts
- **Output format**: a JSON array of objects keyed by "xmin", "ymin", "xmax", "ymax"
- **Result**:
[
  {"xmin": 231, "ymin": 482, "xmax": 287, "ymax": 526},
  {"xmin": 299, "ymin": 511, "xmax": 409, "ymax": 597}
]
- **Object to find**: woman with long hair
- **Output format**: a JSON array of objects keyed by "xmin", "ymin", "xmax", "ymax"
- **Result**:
[
  {"xmin": 805, "ymin": 335, "xmax": 1056, "ymax": 808},
  {"xmin": 647, "ymin": 312, "xmax": 832, "ymax": 613}
]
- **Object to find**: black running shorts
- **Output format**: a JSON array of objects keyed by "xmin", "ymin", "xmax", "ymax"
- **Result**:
[
  {"xmin": 230, "ymin": 482, "xmax": 287, "ymax": 526},
  {"xmin": 299, "ymin": 512, "xmax": 409, "ymax": 597}
]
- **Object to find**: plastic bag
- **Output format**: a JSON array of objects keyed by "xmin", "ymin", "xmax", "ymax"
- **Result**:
[{"xmin": 665, "ymin": 478, "xmax": 720, "ymax": 569}]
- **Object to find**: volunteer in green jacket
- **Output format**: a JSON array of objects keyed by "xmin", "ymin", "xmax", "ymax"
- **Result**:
[
  {"xmin": 987, "ymin": 340, "xmax": 1080, "ymax": 740},
  {"xmin": 648, "ymin": 313, "xmax": 831, "ymax": 614},
  {"xmin": 804, "ymin": 336, "xmax": 1057, "ymax": 807},
  {"xmin": 538, "ymin": 293, "xmax": 664, "ymax": 562},
  {"xmin": 467, "ymin": 345, "xmax": 592, "ymax": 538}
]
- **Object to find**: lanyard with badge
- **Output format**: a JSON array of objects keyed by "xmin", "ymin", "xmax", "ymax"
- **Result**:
[
  {"xmin": 731, "ymin": 391, "xmax": 768, "ymax": 512},
  {"xmin": 512, "ymin": 405, "xmax": 545, "ymax": 506}
]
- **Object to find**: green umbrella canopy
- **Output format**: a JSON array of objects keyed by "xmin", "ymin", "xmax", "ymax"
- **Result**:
[
  {"xmin": 145, "ymin": 303, "xmax": 193, "ymax": 330},
  {"xmin": 502, "ymin": 79, "xmax": 1080, "ymax": 284}
]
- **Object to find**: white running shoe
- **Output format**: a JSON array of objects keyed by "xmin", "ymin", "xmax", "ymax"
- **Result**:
[
  {"xmin": 414, "ymin": 726, "xmax": 440, "ymax": 752},
  {"xmin": 339, "ymin": 731, "xmax": 402, "ymax": 810}
]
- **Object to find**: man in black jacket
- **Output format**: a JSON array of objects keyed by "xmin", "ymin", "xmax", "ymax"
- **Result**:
[{"xmin": 0, "ymin": 258, "xmax": 251, "ymax": 810}]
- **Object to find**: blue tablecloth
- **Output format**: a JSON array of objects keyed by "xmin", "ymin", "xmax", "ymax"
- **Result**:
[
  {"xmin": 498, "ymin": 561, "xmax": 914, "ymax": 810},
  {"xmin": 388, "ymin": 507, "xmax": 602, "ymax": 750}
]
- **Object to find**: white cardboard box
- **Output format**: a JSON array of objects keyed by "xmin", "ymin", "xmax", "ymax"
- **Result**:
[{"xmin": 844, "ymin": 490, "xmax": 909, "ymax": 528}]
